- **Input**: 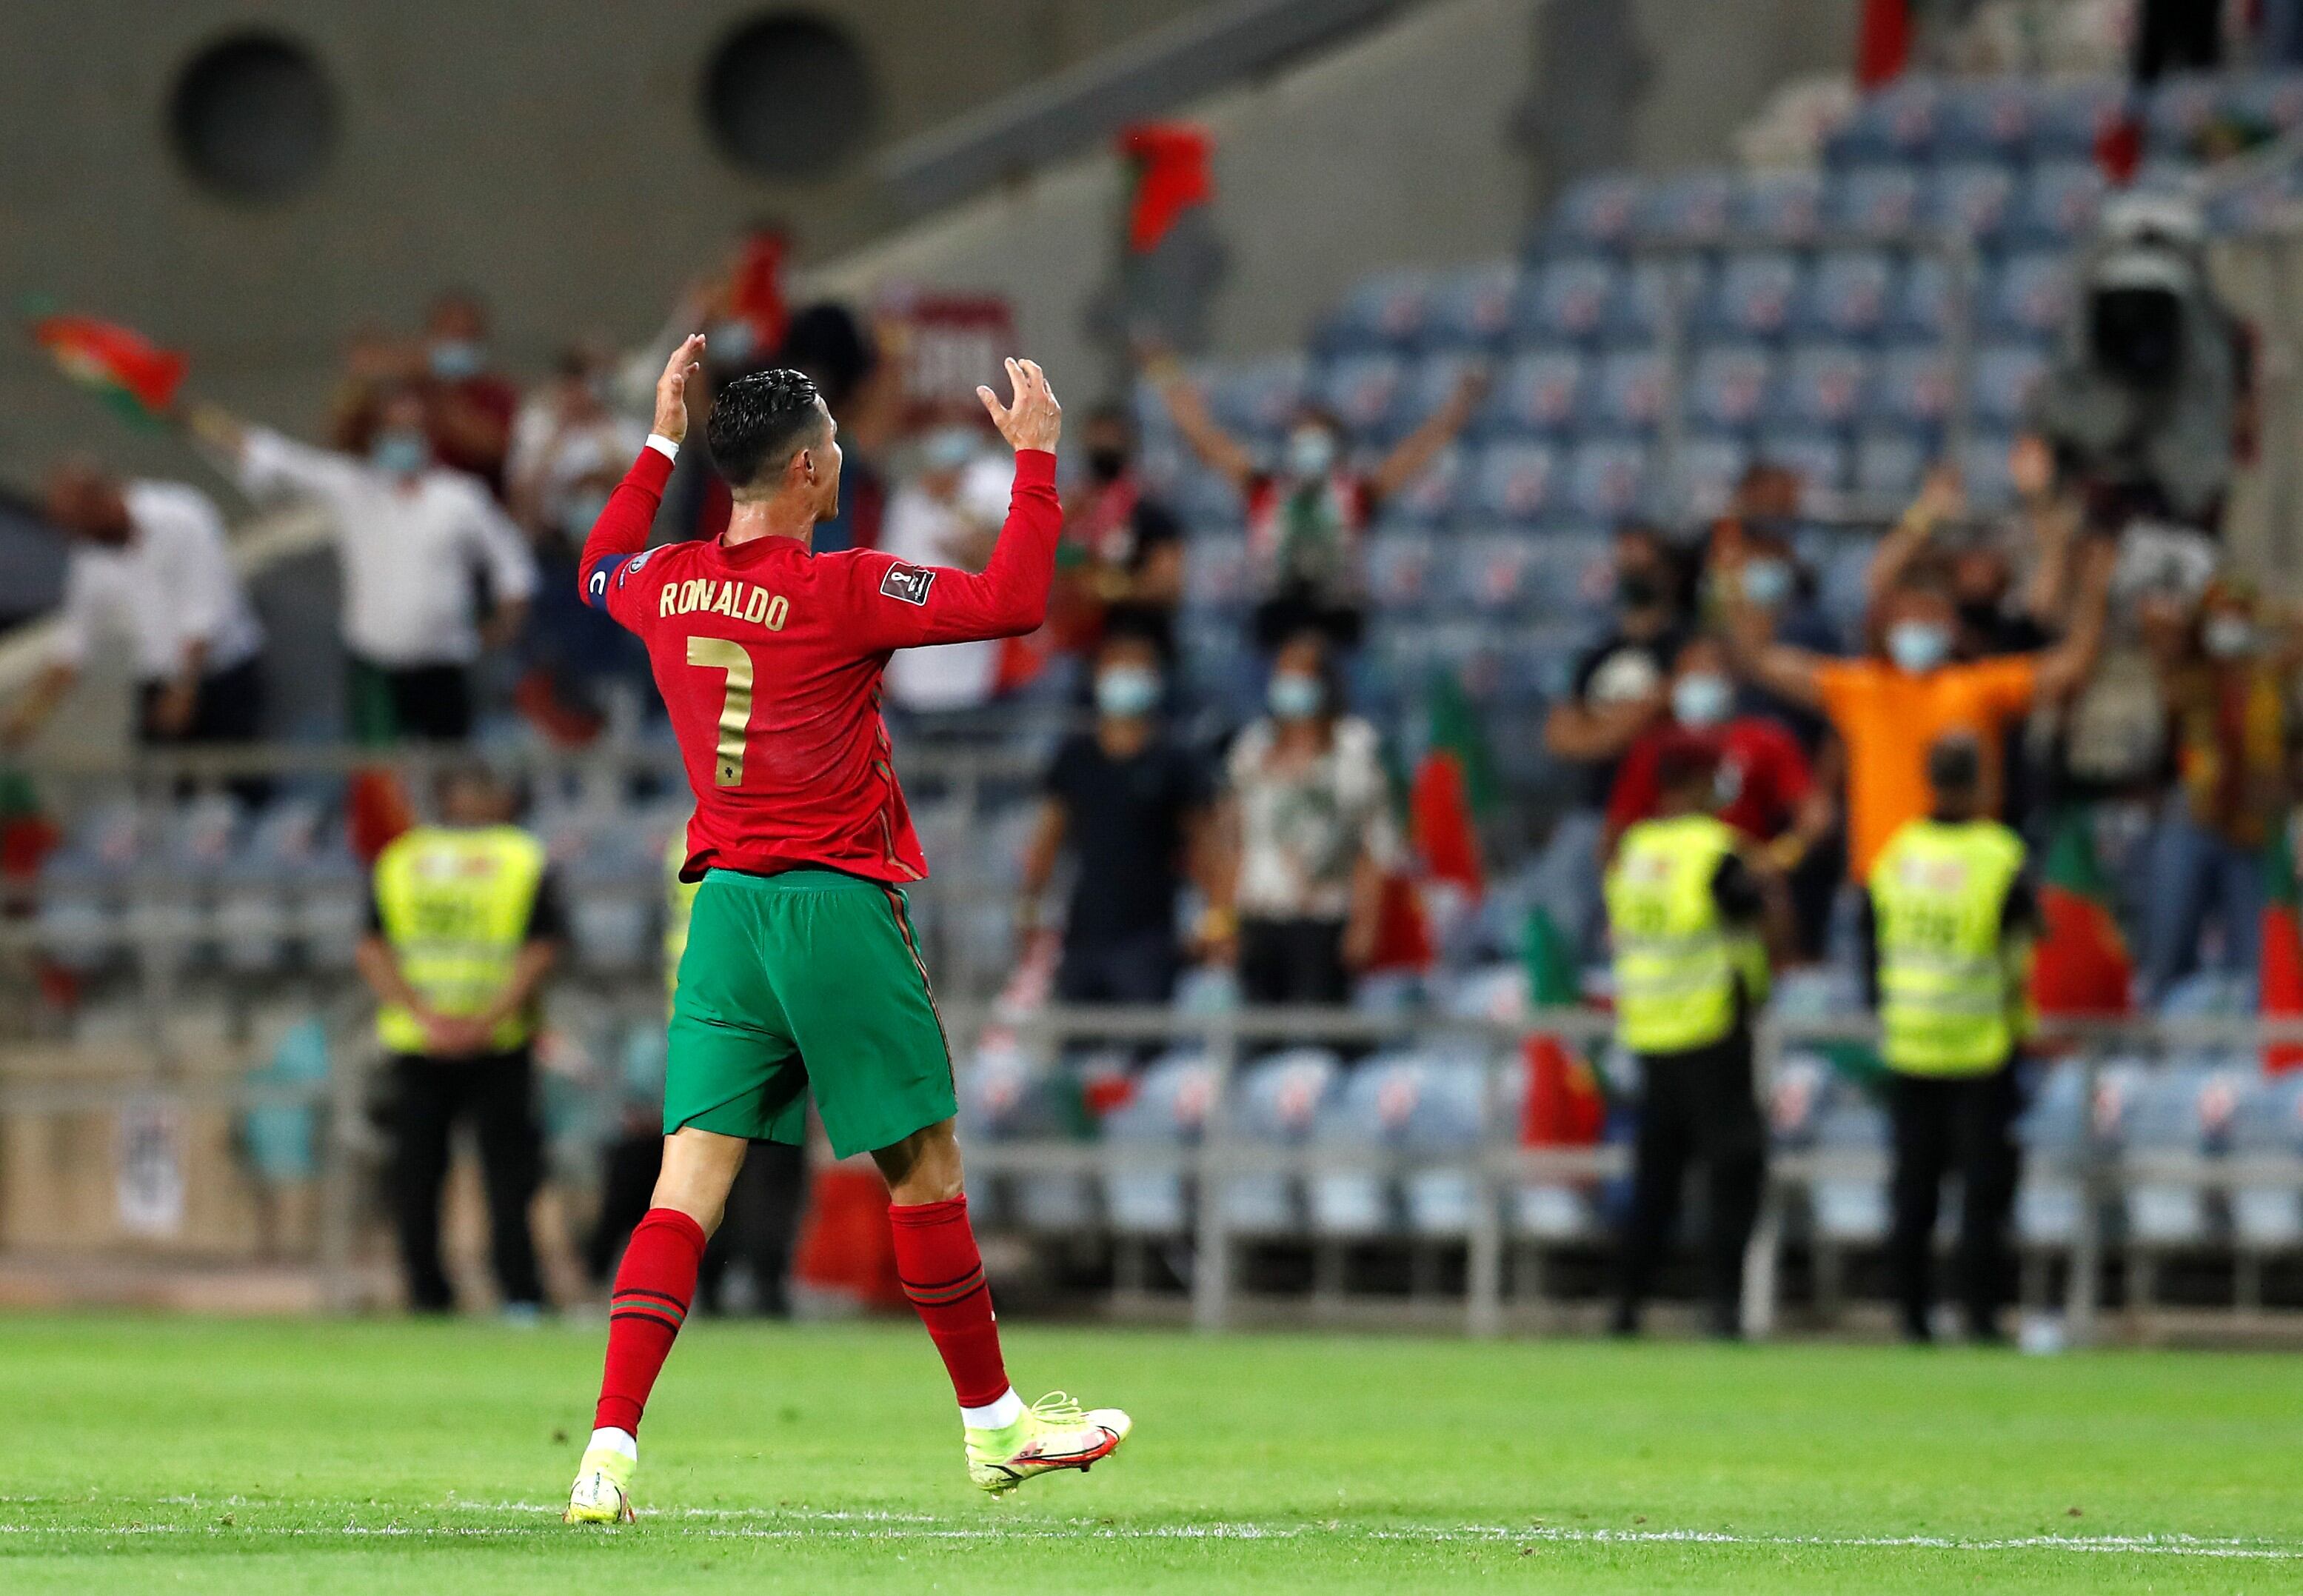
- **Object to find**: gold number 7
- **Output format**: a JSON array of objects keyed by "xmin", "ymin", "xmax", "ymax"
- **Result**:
[{"xmin": 686, "ymin": 636, "xmax": 755, "ymax": 787}]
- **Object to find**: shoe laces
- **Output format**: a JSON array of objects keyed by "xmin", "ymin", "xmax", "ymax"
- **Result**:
[{"xmin": 1027, "ymin": 1391, "xmax": 1089, "ymax": 1427}]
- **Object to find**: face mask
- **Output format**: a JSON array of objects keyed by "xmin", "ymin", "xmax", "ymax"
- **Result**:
[
  {"xmin": 1618, "ymin": 571, "xmax": 1662, "ymax": 609},
  {"xmin": 1268, "ymin": 672, "xmax": 1326, "ymax": 721},
  {"xmin": 1086, "ymin": 447, "xmax": 1129, "ymax": 485},
  {"xmin": 2203, "ymin": 613, "xmax": 2256, "ymax": 659},
  {"xmin": 1095, "ymin": 666, "xmax": 1160, "ymax": 718},
  {"xmin": 427, "ymin": 341, "xmax": 483, "ymax": 381},
  {"xmin": 1671, "ymin": 672, "xmax": 1734, "ymax": 729},
  {"xmin": 1286, "ymin": 427, "xmax": 1337, "ymax": 478},
  {"xmin": 1739, "ymin": 558, "xmax": 1792, "ymax": 609},
  {"xmin": 370, "ymin": 430, "xmax": 428, "ymax": 477},
  {"xmin": 1886, "ymin": 620, "xmax": 1951, "ymax": 674},
  {"xmin": 709, "ymin": 319, "xmax": 756, "ymax": 366},
  {"xmin": 920, "ymin": 427, "xmax": 977, "ymax": 473}
]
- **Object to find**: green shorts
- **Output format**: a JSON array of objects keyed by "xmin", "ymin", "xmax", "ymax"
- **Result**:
[{"xmin": 664, "ymin": 869, "xmax": 956, "ymax": 1159}]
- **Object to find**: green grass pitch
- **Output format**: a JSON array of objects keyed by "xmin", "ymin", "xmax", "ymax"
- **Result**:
[{"xmin": 1, "ymin": 1314, "xmax": 2299, "ymax": 1592}]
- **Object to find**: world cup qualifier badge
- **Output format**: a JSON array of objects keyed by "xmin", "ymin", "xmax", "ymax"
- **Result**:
[{"xmin": 880, "ymin": 564, "xmax": 936, "ymax": 606}]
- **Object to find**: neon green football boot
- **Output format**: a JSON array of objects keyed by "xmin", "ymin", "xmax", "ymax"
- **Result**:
[
  {"xmin": 564, "ymin": 1441, "xmax": 637, "ymax": 1525},
  {"xmin": 964, "ymin": 1392, "xmax": 1132, "ymax": 1497}
]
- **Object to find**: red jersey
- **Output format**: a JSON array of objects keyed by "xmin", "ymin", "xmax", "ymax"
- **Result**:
[
  {"xmin": 580, "ymin": 443, "xmax": 1061, "ymax": 883},
  {"xmin": 1606, "ymin": 716, "xmax": 1815, "ymax": 844}
]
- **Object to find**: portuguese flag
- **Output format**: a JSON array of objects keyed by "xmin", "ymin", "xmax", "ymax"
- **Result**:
[
  {"xmin": 1520, "ymin": 904, "xmax": 1606, "ymax": 1146},
  {"xmin": 2028, "ymin": 807, "xmax": 2133, "ymax": 1018},
  {"xmin": 2262, "ymin": 815, "xmax": 2303, "ymax": 1075},
  {"xmin": 1408, "ymin": 668, "xmax": 1497, "ymax": 895},
  {"xmin": 29, "ymin": 313, "xmax": 187, "ymax": 425}
]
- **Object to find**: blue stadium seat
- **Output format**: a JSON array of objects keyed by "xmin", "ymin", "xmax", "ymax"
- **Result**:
[
  {"xmin": 1397, "ymin": 1055, "xmax": 1499, "ymax": 1238},
  {"xmin": 1311, "ymin": 353, "xmax": 1405, "ymax": 438},
  {"xmin": 1545, "ymin": 171, "xmax": 1645, "ymax": 254},
  {"xmin": 1686, "ymin": 344, "xmax": 1776, "ymax": 433},
  {"xmin": 1674, "ymin": 431, "xmax": 1754, "ymax": 518},
  {"xmin": 1452, "ymin": 532, "xmax": 1541, "ymax": 618},
  {"xmin": 1420, "ymin": 259, "xmax": 1522, "ymax": 353},
  {"xmin": 2230, "ymin": 71, "xmax": 2303, "ymax": 138},
  {"xmin": 1466, "ymin": 440, "xmax": 1565, "ymax": 524},
  {"xmin": 1225, "ymin": 1049, "xmax": 1343, "ymax": 1232},
  {"xmin": 1562, "ymin": 437, "xmax": 1650, "ymax": 524},
  {"xmin": 1935, "ymin": 77, "xmax": 2036, "ymax": 162},
  {"xmin": 1956, "ymin": 430, "xmax": 2020, "ymax": 510},
  {"xmin": 1771, "ymin": 342, "xmax": 1874, "ymax": 433},
  {"xmin": 1733, "ymin": 169, "xmax": 1826, "ymax": 247},
  {"xmin": 2122, "ymin": 1064, "xmax": 2236, "ymax": 1249},
  {"xmin": 2230, "ymin": 1073, "xmax": 2303, "ymax": 1251},
  {"xmin": 1826, "ymin": 164, "xmax": 1925, "ymax": 244},
  {"xmin": 1983, "ymin": 252, "xmax": 2075, "ymax": 340},
  {"xmin": 1182, "ymin": 532, "xmax": 1250, "ymax": 615},
  {"xmin": 1102, "ymin": 1049, "xmax": 1213, "ymax": 1235},
  {"xmin": 1377, "ymin": 441, "xmax": 1469, "ymax": 529},
  {"xmin": 1170, "ymin": 467, "xmax": 1246, "ymax": 532},
  {"xmin": 1882, "ymin": 254, "xmax": 1957, "ymax": 341},
  {"xmin": 1751, "ymin": 430, "xmax": 1846, "ymax": 500},
  {"xmin": 1852, "ymin": 427, "xmax": 1929, "ymax": 503},
  {"xmin": 2209, "ymin": 167, "xmax": 2303, "ymax": 236},
  {"xmin": 1366, "ymin": 530, "xmax": 1442, "ymax": 616},
  {"xmin": 1308, "ymin": 1050, "xmax": 1416, "ymax": 1236},
  {"xmin": 1394, "ymin": 350, "xmax": 1485, "ymax": 442},
  {"xmin": 1631, "ymin": 170, "xmax": 1734, "ymax": 249},
  {"xmin": 1521, "ymin": 532, "xmax": 1617, "ymax": 622},
  {"xmin": 2016, "ymin": 1060, "xmax": 2108, "ymax": 1249},
  {"xmin": 2009, "ymin": 159, "xmax": 2108, "ymax": 248},
  {"xmin": 1601, "ymin": 258, "xmax": 1708, "ymax": 347},
  {"xmin": 1968, "ymin": 341, "xmax": 2049, "ymax": 428},
  {"xmin": 1324, "ymin": 269, "xmax": 1430, "ymax": 353},
  {"xmin": 2028, "ymin": 76, "xmax": 2129, "ymax": 161},
  {"xmin": 1479, "ymin": 347, "xmax": 1587, "ymax": 439},
  {"xmin": 1588, "ymin": 348, "xmax": 1670, "ymax": 435},
  {"xmin": 1925, "ymin": 161, "xmax": 2018, "ymax": 250},
  {"xmin": 1791, "ymin": 249, "xmax": 1897, "ymax": 343},
  {"xmin": 1809, "ymin": 1100, "xmax": 1891, "ymax": 1243},
  {"xmin": 2145, "ymin": 72, "xmax": 2222, "ymax": 159},
  {"xmin": 1868, "ymin": 343, "xmax": 1956, "ymax": 431},
  {"xmin": 1206, "ymin": 355, "xmax": 1308, "ymax": 444},
  {"xmin": 1831, "ymin": 75, "xmax": 1942, "ymax": 165},
  {"xmin": 1513, "ymin": 256, "xmax": 1617, "ymax": 346},
  {"xmin": 1698, "ymin": 251, "xmax": 1802, "ymax": 343}
]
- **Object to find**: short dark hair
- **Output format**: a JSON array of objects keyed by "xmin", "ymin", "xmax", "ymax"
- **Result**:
[
  {"xmin": 706, "ymin": 367, "xmax": 826, "ymax": 490},
  {"xmin": 1926, "ymin": 733, "xmax": 1982, "ymax": 798}
]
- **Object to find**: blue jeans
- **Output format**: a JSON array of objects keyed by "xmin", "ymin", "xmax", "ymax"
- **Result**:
[{"xmin": 2138, "ymin": 804, "xmax": 2265, "ymax": 1009}]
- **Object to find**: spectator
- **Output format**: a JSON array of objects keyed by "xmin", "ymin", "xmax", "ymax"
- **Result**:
[
  {"xmin": 878, "ymin": 427, "xmax": 1009, "ymax": 718},
  {"xmin": 1017, "ymin": 632, "xmax": 1214, "ymax": 1010},
  {"xmin": 1213, "ymin": 630, "xmax": 1397, "ymax": 1007},
  {"xmin": 1723, "ymin": 535, "xmax": 2115, "ymax": 885},
  {"xmin": 418, "ymin": 290, "xmax": 521, "ymax": 496},
  {"xmin": 1051, "ymin": 401, "xmax": 1187, "ymax": 663},
  {"xmin": 2, "ymin": 461, "xmax": 266, "ymax": 758},
  {"xmin": 1605, "ymin": 635, "xmax": 1831, "ymax": 872},
  {"xmin": 1865, "ymin": 447, "xmax": 2081, "ymax": 662},
  {"xmin": 2137, "ymin": 578, "xmax": 2299, "ymax": 1004},
  {"xmin": 356, "ymin": 761, "xmax": 562, "ymax": 1317},
  {"xmin": 188, "ymin": 386, "xmax": 538, "ymax": 744},
  {"xmin": 1705, "ymin": 464, "xmax": 1839, "ymax": 747},
  {"xmin": 1146, "ymin": 350, "xmax": 1483, "ymax": 651}
]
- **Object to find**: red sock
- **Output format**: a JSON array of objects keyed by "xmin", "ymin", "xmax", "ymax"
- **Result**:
[
  {"xmin": 593, "ymin": 1207, "xmax": 706, "ymax": 1436},
  {"xmin": 889, "ymin": 1195, "xmax": 1010, "ymax": 1409}
]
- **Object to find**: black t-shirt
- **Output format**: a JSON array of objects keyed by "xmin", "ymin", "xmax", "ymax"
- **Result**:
[
  {"xmin": 1044, "ymin": 730, "xmax": 1209, "ymax": 946},
  {"xmin": 1568, "ymin": 626, "xmax": 1683, "ymax": 807},
  {"xmin": 1104, "ymin": 495, "xmax": 1184, "ymax": 654},
  {"xmin": 365, "ymin": 864, "xmax": 570, "ymax": 942}
]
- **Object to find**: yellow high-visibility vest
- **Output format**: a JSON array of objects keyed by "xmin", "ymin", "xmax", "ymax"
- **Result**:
[
  {"xmin": 1868, "ymin": 817, "xmax": 2030, "ymax": 1076},
  {"xmin": 664, "ymin": 825, "xmax": 698, "ymax": 1006},
  {"xmin": 372, "ymin": 824, "xmax": 549, "ymax": 1054},
  {"xmin": 1605, "ymin": 813, "xmax": 1768, "ymax": 1055}
]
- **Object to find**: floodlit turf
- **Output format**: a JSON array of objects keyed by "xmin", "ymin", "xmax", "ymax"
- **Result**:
[{"xmin": 1, "ymin": 1315, "xmax": 2299, "ymax": 1592}]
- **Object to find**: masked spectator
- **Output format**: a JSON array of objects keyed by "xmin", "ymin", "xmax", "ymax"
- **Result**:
[
  {"xmin": 1146, "ymin": 351, "xmax": 1483, "ymax": 651},
  {"xmin": 2137, "ymin": 578, "xmax": 2299, "ymax": 1004},
  {"xmin": 419, "ymin": 290, "xmax": 521, "ymax": 496},
  {"xmin": 1017, "ymin": 632, "xmax": 1214, "ymax": 1010},
  {"xmin": 3, "ymin": 461, "xmax": 266, "ymax": 758},
  {"xmin": 1212, "ymin": 630, "xmax": 1398, "ymax": 1007},
  {"xmin": 188, "ymin": 387, "xmax": 537, "ymax": 744},
  {"xmin": 1865, "ymin": 447, "xmax": 2082, "ymax": 663},
  {"xmin": 1051, "ymin": 402, "xmax": 1187, "ymax": 662},
  {"xmin": 1548, "ymin": 524, "xmax": 1687, "ymax": 800},
  {"xmin": 880, "ymin": 427, "xmax": 1009, "ymax": 717}
]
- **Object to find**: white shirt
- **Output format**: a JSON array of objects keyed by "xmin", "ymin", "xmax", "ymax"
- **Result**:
[
  {"xmin": 235, "ymin": 427, "xmax": 538, "ymax": 667},
  {"xmin": 878, "ymin": 455, "xmax": 1014, "ymax": 712},
  {"xmin": 1226, "ymin": 714, "xmax": 1400, "ymax": 921},
  {"xmin": 50, "ymin": 481, "xmax": 265, "ymax": 683},
  {"xmin": 507, "ymin": 399, "xmax": 646, "ymax": 537}
]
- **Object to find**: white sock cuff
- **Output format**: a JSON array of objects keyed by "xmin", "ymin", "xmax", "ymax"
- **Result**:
[
  {"xmin": 589, "ymin": 1426, "xmax": 638, "ymax": 1460},
  {"xmin": 960, "ymin": 1388, "xmax": 1023, "ymax": 1430}
]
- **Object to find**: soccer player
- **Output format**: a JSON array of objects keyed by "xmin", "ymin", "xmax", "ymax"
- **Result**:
[{"xmin": 562, "ymin": 337, "xmax": 1129, "ymax": 1523}]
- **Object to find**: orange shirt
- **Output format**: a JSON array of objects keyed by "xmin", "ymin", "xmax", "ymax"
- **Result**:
[{"xmin": 1814, "ymin": 655, "xmax": 2039, "ymax": 880}]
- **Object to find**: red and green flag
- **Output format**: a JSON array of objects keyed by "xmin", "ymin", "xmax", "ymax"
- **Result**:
[
  {"xmin": 2262, "ymin": 815, "xmax": 2303, "ymax": 1075},
  {"xmin": 1520, "ymin": 905, "xmax": 1606, "ymax": 1146},
  {"xmin": 1408, "ymin": 668, "xmax": 1496, "ymax": 896},
  {"xmin": 29, "ymin": 313, "xmax": 187, "ymax": 426},
  {"xmin": 2028, "ymin": 807, "xmax": 2134, "ymax": 1019}
]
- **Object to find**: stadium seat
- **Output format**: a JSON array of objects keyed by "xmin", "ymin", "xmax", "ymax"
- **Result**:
[
  {"xmin": 2028, "ymin": 76, "xmax": 2129, "ymax": 162},
  {"xmin": 1673, "ymin": 431, "xmax": 1754, "ymax": 520},
  {"xmin": 1419, "ymin": 260, "xmax": 1521, "ymax": 353},
  {"xmin": 1225, "ymin": 1049, "xmax": 1343, "ymax": 1232},
  {"xmin": 1366, "ymin": 531, "xmax": 1442, "ymax": 616},
  {"xmin": 2230, "ymin": 71, "xmax": 2303, "ymax": 140},
  {"xmin": 1466, "ymin": 440, "xmax": 1564, "ymax": 524},
  {"xmin": 1830, "ymin": 75, "xmax": 1942, "ymax": 165},
  {"xmin": 1312, "ymin": 353, "xmax": 1407, "ymax": 438},
  {"xmin": 1206, "ymin": 354, "xmax": 1308, "ymax": 444},
  {"xmin": 1394, "ymin": 351, "xmax": 1486, "ymax": 443},
  {"xmin": 1809, "ymin": 1099, "xmax": 1891, "ymax": 1244},
  {"xmin": 1983, "ymin": 252, "xmax": 2075, "ymax": 341},
  {"xmin": 1479, "ymin": 347, "xmax": 1587, "ymax": 439},
  {"xmin": 1602, "ymin": 258, "xmax": 1708, "ymax": 348},
  {"xmin": 1308, "ymin": 1052, "xmax": 1411, "ymax": 1237},
  {"xmin": 1451, "ymin": 532, "xmax": 1541, "ymax": 618},
  {"xmin": 1520, "ymin": 532, "xmax": 1617, "ymax": 623},
  {"xmin": 1751, "ymin": 430, "xmax": 1846, "ymax": 501},
  {"xmin": 2008, "ymin": 160, "xmax": 2108, "ymax": 249},
  {"xmin": 2121, "ymin": 1064, "xmax": 2236, "ymax": 1249},
  {"xmin": 1771, "ymin": 342, "xmax": 1874, "ymax": 433},
  {"xmin": 1588, "ymin": 348, "xmax": 1671, "ymax": 435},
  {"xmin": 1170, "ymin": 466, "xmax": 1246, "ymax": 532},
  {"xmin": 1182, "ymin": 532, "xmax": 1250, "ymax": 616},
  {"xmin": 1102, "ymin": 1049, "xmax": 1214, "ymax": 1235},
  {"xmin": 1955, "ymin": 430, "xmax": 2019, "ymax": 510},
  {"xmin": 1698, "ymin": 252, "xmax": 1802, "ymax": 343},
  {"xmin": 1925, "ymin": 161, "xmax": 2018, "ymax": 250},
  {"xmin": 1968, "ymin": 342, "xmax": 2049, "ymax": 429},
  {"xmin": 1868, "ymin": 343, "xmax": 1956, "ymax": 431},
  {"xmin": 1631, "ymin": 170, "xmax": 1733, "ymax": 249},
  {"xmin": 1935, "ymin": 77, "xmax": 2036, "ymax": 162},
  {"xmin": 1852, "ymin": 427, "xmax": 1930, "ymax": 504},
  {"xmin": 1826, "ymin": 164, "xmax": 1925, "ymax": 243},
  {"xmin": 1397, "ymin": 1054, "xmax": 1500, "ymax": 1238},
  {"xmin": 2208, "ymin": 167, "xmax": 2303, "ymax": 236},
  {"xmin": 1790, "ymin": 250, "xmax": 1898, "ymax": 343},
  {"xmin": 1561, "ymin": 436, "xmax": 1650, "ymax": 525},
  {"xmin": 1514, "ymin": 256, "xmax": 1618, "ymax": 347},
  {"xmin": 1686, "ymin": 344, "xmax": 1777, "ymax": 433},
  {"xmin": 2229, "ymin": 1073, "xmax": 2303, "ymax": 1251},
  {"xmin": 1544, "ymin": 172, "xmax": 1645, "ymax": 254},
  {"xmin": 1732, "ymin": 169, "xmax": 1826, "ymax": 247},
  {"xmin": 1378, "ymin": 440, "xmax": 1469, "ymax": 528},
  {"xmin": 1323, "ymin": 270, "xmax": 1430, "ymax": 353},
  {"xmin": 1882, "ymin": 254, "xmax": 1956, "ymax": 342}
]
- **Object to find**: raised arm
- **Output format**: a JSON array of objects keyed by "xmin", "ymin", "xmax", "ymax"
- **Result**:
[
  {"xmin": 1368, "ymin": 368, "xmax": 1485, "ymax": 502},
  {"xmin": 1143, "ymin": 352, "xmax": 1254, "ymax": 490},
  {"xmin": 578, "ymin": 334, "xmax": 702, "ymax": 603},
  {"xmin": 1865, "ymin": 463, "xmax": 1962, "ymax": 612},
  {"xmin": 1718, "ymin": 550, "xmax": 1830, "ymax": 711},
  {"xmin": 2031, "ymin": 534, "xmax": 2116, "ymax": 701},
  {"xmin": 183, "ymin": 400, "xmax": 361, "ymax": 508}
]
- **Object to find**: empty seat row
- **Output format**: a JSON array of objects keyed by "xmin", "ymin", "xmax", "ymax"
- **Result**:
[{"xmin": 1827, "ymin": 70, "xmax": 2303, "ymax": 167}]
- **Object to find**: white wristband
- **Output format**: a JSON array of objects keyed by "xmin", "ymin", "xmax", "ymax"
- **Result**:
[{"xmin": 645, "ymin": 433, "xmax": 679, "ymax": 462}]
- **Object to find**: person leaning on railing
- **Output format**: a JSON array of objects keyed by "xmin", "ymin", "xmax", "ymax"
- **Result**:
[{"xmin": 1858, "ymin": 732, "xmax": 2040, "ymax": 1346}]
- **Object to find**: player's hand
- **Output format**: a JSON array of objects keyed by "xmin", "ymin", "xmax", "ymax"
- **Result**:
[
  {"xmin": 978, "ymin": 358, "xmax": 1061, "ymax": 453},
  {"xmin": 654, "ymin": 333, "xmax": 706, "ymax": 444}
]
